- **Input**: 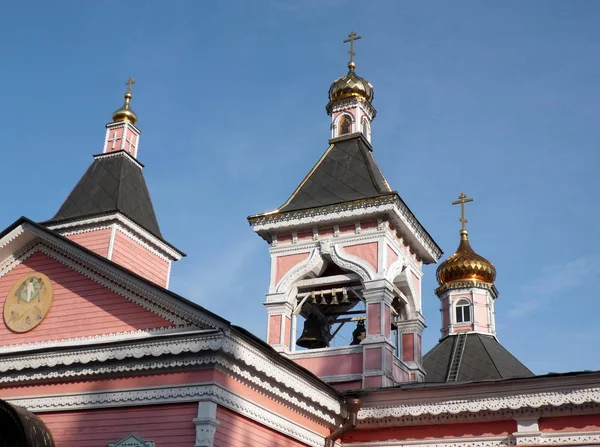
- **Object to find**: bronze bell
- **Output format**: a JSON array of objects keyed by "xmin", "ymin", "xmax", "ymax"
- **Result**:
[
  {"xmin": 297, "ymin": 314, "xmax": 329, "ymax": 349},
  {"xmin": 350, "ymin": 320, "xmax": 366, "ymax": 345}
]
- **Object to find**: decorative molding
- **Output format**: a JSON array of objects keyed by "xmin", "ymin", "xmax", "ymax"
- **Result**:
[
  {"xmin": 358, "ymin": 386, "xmax": 600, "ymax": 420},
  {"xmin": 0, "ymin": 325, "xmax": 197, "ymax": 354},
  {"xmin": 47, "ymin": 212, "xmax": 183, "ymax": 261},
  {"xmin": 346, "ymin": 436, "xmax": 511, "ymax": 447},
  {"xmin": 0, "ymin": 331, "xmax": 341, "ymax": 422},
  {"xmin": 250, "ymin": 195, "xmax": 441, "ymax": 263},
  {"xmin": 330, "ymin": 244, "xmax": 373, "ymax": 282},
  {"xmin": 274, "ymin": 247, "xmax": 325, "ymax": 294},
  {"xmin": 345, "ymin": 431, "xmax": 600, "ymax": 447},
  {"xmin": 356, "ymin": 402, "xmax": 600, "ymax": 429},
  {"xmin": 108, "ymin": 433, "xmax": 156, "ymax": 447},
  {"xmin": 9, "ymin": 384, "xmax": 327, "ymax": 447}
]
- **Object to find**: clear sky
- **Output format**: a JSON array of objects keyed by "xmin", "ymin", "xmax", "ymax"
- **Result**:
[{"xmin": 0, "ymin": 1, "xmax": 598, "ymax": 374}]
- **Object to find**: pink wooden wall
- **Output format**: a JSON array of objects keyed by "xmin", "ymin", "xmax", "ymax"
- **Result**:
[
  {"xmin": 40, "ymin": 403, "xmax": 197, "ymax": 447},
  {"xmin": 66, "ymin": 228, "xmax": 111, "ymax": 258},
  {"xmin": 111, "ymin": 231, "xmax": 170, "ymax": 287},
  {"xmin": 343, "ymin": 242, "xmax": 378, "ymax": 272},
  {"xmin": 343, "ymin": 420, "xmax": 517, "ymax": 443},
  {"xmin": 0, "ymin": 251, "xmax": 172, "ymax": 346},
  {"xmin": 274, "ymin": 253, "xmax": 309, "ymax": 285},
  {"xmin": 293, "ymin": 353, "xmax": 363, "ymax": 377},
  {"xmin": 215, "ymin": 406, "xmax": 309, "ymax": 447}
]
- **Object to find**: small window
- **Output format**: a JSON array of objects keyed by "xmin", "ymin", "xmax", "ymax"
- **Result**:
[
  {"xmin": 455, "ymin": 299, "xmax": 471, "ymax": 323},
  {"xmin": 339, "ymin": 116, "xmax": 352, "ymax": 135},
  {"xmin": 362, "ymin": 119, "xmax": 368, "ymax": 135}
]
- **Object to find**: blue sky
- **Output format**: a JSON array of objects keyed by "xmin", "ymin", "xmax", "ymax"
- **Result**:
[{"xmin": 0, "ymin": 1, "xmax": 599, "ymax": 374}]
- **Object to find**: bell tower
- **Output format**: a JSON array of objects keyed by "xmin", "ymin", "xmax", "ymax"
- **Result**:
[{"xmin": 248, "ymin": 34, "xmax": 442, "ymax": 390}]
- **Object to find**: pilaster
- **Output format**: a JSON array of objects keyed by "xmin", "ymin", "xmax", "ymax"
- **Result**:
[{"xmin": 194, "ymin": 399, "xmax": 220, "ymax": 447}]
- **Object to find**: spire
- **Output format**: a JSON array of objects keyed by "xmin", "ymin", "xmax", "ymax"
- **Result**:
[
  {"xmin": 103, "ymin": 78, "xmax": 141, "ymax": 159},
  {"xmin": 327, "ymin": 32, "xmax": 375, "ymax": 142},
  {"xmin": 112, "ymin": 77, "xmax": 138, "ymax": 125}
]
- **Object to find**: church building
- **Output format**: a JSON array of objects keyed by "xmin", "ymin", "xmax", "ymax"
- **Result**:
[{"xmin": 0, "ymin": 34, "xmax": 599, "ymax": 447}]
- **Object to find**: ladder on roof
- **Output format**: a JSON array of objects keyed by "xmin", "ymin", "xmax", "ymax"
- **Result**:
[{"xmin": 446, "ymin": 333, "xmax": 467, "ymax": 382}]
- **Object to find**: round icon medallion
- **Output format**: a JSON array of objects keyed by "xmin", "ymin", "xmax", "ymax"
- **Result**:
[{"xmin": 3, "ymin": 273, "xmax": 53, "ymax": 333}]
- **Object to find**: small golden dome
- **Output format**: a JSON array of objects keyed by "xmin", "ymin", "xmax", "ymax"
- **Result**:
[
  {"xmin": 112, "ymin": 91, "xmax": 138, "ymax": 125},
  {"xmin": 328, "ymin": 62, "xmax": 374, "ymax": 105},
  {"xmin": 436, "ymin": 229, "xmax": 496, "ymax": 287}
]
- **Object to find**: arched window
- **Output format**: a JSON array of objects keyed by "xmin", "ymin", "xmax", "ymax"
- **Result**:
[
  {"xmin": 339, "ymin": 116, "xmax": 352, "ymax": 135},
  {"xmin": 362, "ymin": 119, "xmax": 368, "ymax": 136},
  {"xmin": 455, "ymin": 298, "xmax": 471, "ymax": 323}
]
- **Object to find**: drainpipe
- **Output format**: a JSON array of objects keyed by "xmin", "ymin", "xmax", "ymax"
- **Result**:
[{"xmin": 325, "ymin": 398, "xmax": 361, "ymax": 447}]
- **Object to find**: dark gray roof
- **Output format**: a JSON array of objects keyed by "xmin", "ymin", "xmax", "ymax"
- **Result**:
[
  {"xmin": 45, "ymin": 151, "xmax": 162, "ymax": 238},
  {"xmin": 423, "ymin": 333, "xmax": 534, "ymax": 383},
  {"xmin": 278, "ymin": 133, "xmax": 392, "ymax": 213}
]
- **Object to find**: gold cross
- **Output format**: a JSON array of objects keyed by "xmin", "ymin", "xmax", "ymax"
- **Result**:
[
  {"xmin": 452, "ymin": 192, "xmax": 474, "ymax": 231},
  {"xmin": 343, "ymin": 31, "xmax": 362, "ymax": 64},
  {"xmin": 125, "ymin": 77, "xmax": 136, "ymax": 93}
]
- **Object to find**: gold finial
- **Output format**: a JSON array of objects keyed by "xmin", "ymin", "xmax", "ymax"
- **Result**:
[
  {"xmin": 343, "ymin": 31, "xmax": 362, "ymax": 71},
  {"xmin": 452, "ymin": 192, "xmax": 474, "ymax": 238},
  {"xmin": 112, "ymin": 77, "xmax": 138, "ymax": 125}
]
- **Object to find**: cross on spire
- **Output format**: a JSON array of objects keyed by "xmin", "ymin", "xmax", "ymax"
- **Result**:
[
  {"xmin": 125, "ymin": 77, "xmax": 135, "ymax": 93},
  {"xmin": 452, "ymin": 192, "xmax": 474, "ymax": 232},
  {"xmin": 343, "ymin": 31, "xmax": 362, "ymax": 65}
]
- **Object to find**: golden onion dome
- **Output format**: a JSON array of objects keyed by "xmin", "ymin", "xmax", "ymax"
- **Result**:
[
  {"xmin": 112, "ymin": 88, "xmax": 138, "ymax": 125},
  {"xmin": 328, "ymin": 62, "xmax": 374, "ymax": 105},
  {"xmin": 436, "ymin": 229, "xmax": 496, "ymax": 287}
]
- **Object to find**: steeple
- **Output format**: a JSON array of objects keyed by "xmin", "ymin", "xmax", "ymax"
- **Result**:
[
  {"xmin": 423, "ymin": 193, "xmax": 532, "ymax": 383},
  {"xmin": 249, "ymin": 34, "xmax": 442, "ymax": 390},
  {"xmin": 43, "ymin": 80, "xmax": 184, "ymax": 288},
  {"xmin": 327, "ymin": 31, "xmax": 376, "ymax": 142},
  {"xmin": 102, "ymin": 78, "xmax": 141, "ymax": 158}
]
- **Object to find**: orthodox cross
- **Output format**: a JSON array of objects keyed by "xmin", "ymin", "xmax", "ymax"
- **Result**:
[
  {"xmin": 343, "ymin": 31, "xmax": 362, "ymax": 64},
  {"xmin": 125, "ymin": 77, "xmax": 135, "ymax": 93},
  {"xmin": 452, "ymin": 192, "xmax": 474, "ymax": 231},
  {"xmin": 126, "ymin": 133, "xmax": 137, "ymax": 152},
  {"xmin": 108, "ymin": 131, "xmax": 121, "ymax": 149}
]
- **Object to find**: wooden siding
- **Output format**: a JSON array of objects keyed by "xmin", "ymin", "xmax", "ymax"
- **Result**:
[
  {"xmin": 66, "ymin": 228, "xmax": 112, "ymax": 258},
  {"xmin": 0, "ymin": 251, "xmax": 173, "ymax": 347},
  {"xmin": 215, "ymin": 406, "xmax": 309, "ymax": 447},
  {"xmin": 111, "ymin": 231, "xmax": 170, "ymax": 287},
  {"xmin": 40, "ymin": 403, "xmax": 197, "ymax": 446}
]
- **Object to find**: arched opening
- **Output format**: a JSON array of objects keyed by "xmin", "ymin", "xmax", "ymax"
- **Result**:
[
  {"xmin": 455, "ymin": 298, "xmax": 472, "ymax": 324},
  {"xmin": 0, "ymin": 400, "xmax": 54, "ymax": 447},
  {"xmin": 339, "ymin": 115, "xmax": 352, "ymax": 135}
]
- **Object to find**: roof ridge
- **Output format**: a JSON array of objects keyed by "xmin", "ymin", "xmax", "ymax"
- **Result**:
[{"xmin": 477, "ymin": 333, "xmax": 503, "ymax": 377}]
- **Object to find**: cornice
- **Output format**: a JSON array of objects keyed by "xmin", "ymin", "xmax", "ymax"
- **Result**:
[
  {"xmin": 7, "ymin": 383, "xmax": 327, "ymax": 447},
  {"xmin": 356, "ymin": 402, "xmax": 600, "ymax": 429},
  {"xmin": 358, "ymin": 385, "xmax": 600, "ymax": 420},
  {"xmin": 249, "ymin": 195, "xmax": 441, "ymax": 263},
  {"xmin": 47, "ymin": 212, "xmax": 183, "ymax": 260},
  {"xmin": 93, "ymin": 149, "xmax": 144, "ymax": 170},
  {"xmin": 0, "ymin": 325, "xmax": 198, "ymax": 355},
  {"xmin": 346, "ymin": 431, "xmax": 600, "ymax": 447},
  {"xmin": 0, "ymin": 330, "xmax": 342, "ymax": 417}
]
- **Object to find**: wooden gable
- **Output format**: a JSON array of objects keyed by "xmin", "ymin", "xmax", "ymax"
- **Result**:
[{"xmin": 0, "ymin": 250, "xmax": 175, "ymax": 347}]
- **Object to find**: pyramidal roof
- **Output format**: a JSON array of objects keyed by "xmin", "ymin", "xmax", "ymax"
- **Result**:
[
  {"xmin": 423, "ymin": 333, "xmax": 534, "ymax": 383},
  {"xmin": 277, "ymin": 133, "xmax": 393, "ymax": 213},
  {"xmin": 44, "ymin": 151, "xmax": 162, "ymax": 238}
]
